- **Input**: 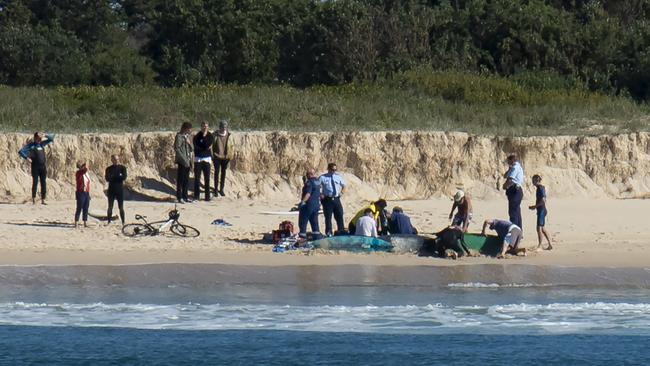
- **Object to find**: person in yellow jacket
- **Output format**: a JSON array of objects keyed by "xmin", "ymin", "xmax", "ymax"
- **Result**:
[
  {"xmin": 348, "ymin": 199, "xmax": 387, "ymax": 234},
  {"xmin": 212, "ymin": 119, "xmax": 235, "ymax": 197}
]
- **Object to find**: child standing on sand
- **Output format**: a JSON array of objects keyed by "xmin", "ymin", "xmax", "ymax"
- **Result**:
[{"xmin": 529, "ymin": 174, "xmax": 553, "ymax": 250}]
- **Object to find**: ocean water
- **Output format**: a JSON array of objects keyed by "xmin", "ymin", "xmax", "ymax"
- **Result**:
[{"xmin": 0, "ymin": 264, "xmax": 649, "ymax": 365}]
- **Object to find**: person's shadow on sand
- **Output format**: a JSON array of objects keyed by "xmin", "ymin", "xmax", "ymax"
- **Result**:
[{"xmin": 5, "ymin": 220, "xmax": 75, "ymax": 228}]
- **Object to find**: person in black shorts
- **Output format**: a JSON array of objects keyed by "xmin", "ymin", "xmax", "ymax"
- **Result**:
[{"xmin": 105, "ymin": 155, "xmax": 127, "ymax": 225}]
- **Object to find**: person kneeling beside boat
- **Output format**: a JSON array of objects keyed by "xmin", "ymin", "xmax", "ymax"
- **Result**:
[{"xmin": 481, "ymin": 219, "xmax": 526, "ymax": 258}]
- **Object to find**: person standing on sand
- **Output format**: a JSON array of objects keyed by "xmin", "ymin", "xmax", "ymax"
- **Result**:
[
  {"xmin": 74, "ymin": 162, "xmax": 91, "ymax": 228},
  {"xmin": 355, "ymin": 209, "xmax": 378, "ymax": 237},
  {"xmin": 481, "ymin": 219, "xmax": 526, "ymax": 258},
  {"xmin": 212, "ymin": 119, "xmax": 234, "ymax": 197},
  {"xmin": 174, "ymin": 122, "xmax": 193, "ymax": 203},
  {"xmin": 502, "ymin": 154, "xmax": 524, "ymax": 231},
  {"xmin": 193, "ymin": 121, "xmax": 214, "ymax": 201},
  {"xmin": 18, "ymin": 132, "xmax": 55, "ymax": 205},
  {"xmin": 319, "ymin": 163, "xmax": 346, "ymax": 236},
  {"xmin": 105, "ymin": 155, "xmax": 127, "ymax": 225},
  {"xmin": 298, "ymin": 169, "xmax": 322, "ymax": 239},
  {"xmin": 529, "ymin": 174, "xmax": 553, "ymax": 250},
  {"xmin": 449, "ymin": 189, "xmax": 472, "ymax": 232}
]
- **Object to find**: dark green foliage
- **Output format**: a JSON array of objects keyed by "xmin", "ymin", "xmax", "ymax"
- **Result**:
[{"xmin": 0, "ymin": 0, "xmax": 649, "ymax": 101}]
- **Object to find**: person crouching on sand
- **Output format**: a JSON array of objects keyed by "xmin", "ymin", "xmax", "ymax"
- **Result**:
[
  {"xmin": 481, "ymin": 219, "xmax": 526, "ymax": 258},
  {"xmin": 75, "ymin": 161, "xmax": 91, "ymax": 228},
  {"xmin": 529, "ymin": 174, "xmax": 553, "ymax": 250}
]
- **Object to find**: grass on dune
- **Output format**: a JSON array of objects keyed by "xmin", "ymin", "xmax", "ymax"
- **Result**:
[{"xmin": 0, "ymin": 71, "xmax": 648, "ymax": 136}]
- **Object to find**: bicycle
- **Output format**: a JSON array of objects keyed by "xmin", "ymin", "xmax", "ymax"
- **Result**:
[{"xmin": 122, "ymin": 206, "xmax": 200, "ymax": 238}]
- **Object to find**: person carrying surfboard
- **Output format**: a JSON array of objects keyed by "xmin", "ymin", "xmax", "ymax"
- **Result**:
[{"xmin": 18, "ymin": 132, "xmax": 55, "ymax": 205}]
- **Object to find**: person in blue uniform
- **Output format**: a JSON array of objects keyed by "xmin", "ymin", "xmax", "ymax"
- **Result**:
[
  {"xmin": 319, "ymin": 163, "xmax": 346, "ymax": 236},
  {"xmin": 502, "ymin": 154, "xmax": 524, "ymax": 230},
  {"xmin": 298, "ymin": 169, "xmax": 322, "ymax": 240}
]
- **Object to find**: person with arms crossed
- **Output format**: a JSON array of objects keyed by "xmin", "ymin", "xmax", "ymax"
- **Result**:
[
  {"xmin": 212, "ymin": 119, "xmax": 234, "ymax": 197},
  {"xmin": 105, "ymin": 154, "xmax": 127, "ymax": 225},
  {"xmin": 193, "ymin": 121, "xmax": 214, "ymax": 201}
]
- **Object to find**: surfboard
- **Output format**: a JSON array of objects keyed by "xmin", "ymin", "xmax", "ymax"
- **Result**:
[
  {"xmin": 311, "ymin": 236, "xmax": 393, "ymax": 252},
  {"xmin": 463, "ymin": 233, "xmax": 502, "ymax": 256}
]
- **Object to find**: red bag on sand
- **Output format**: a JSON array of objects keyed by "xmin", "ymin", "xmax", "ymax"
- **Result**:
[{"xmin": 272, "ymin": 221, "xmax": 295, "ymax": 243}]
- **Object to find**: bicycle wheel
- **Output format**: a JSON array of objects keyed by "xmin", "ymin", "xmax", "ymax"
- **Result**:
[
  {"xmin": 170, "ymin": 223, "xmax": 200, "ymax": 238},
  {"xmin": 122, "ymin": 223, "xmax": 154, "ymax": 237}
]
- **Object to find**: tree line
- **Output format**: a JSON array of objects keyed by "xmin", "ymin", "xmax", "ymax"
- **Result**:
[{"xmin": 1, "ymin": 0, "xmax": 649, "ymax": 100}]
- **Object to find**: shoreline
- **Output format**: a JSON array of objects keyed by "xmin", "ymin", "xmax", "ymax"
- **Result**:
[{"xmin": 0, "ymin": 247, "xmax": 648, "ymax": 268}]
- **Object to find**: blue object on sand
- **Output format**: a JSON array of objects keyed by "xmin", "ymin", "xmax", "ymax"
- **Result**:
[
  {"xmin": 311, "ymin": 236, "xmax": 393, "ymax": 252},
  {"xmin": 211, "ymin": 219, "xmax": 232, "ymax": 227}
]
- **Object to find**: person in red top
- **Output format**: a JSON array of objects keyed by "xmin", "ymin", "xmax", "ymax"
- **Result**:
[{"xmin": 75, "ymin": 161, "xmax": 91, "ymax": 228}]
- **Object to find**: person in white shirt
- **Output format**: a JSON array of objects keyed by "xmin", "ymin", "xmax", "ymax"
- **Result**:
[{"xmin": 355, "ymin": 208, "xmax": 378, "ymax": 237}]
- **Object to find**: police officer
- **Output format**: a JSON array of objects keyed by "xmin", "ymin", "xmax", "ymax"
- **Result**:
[
  {"xmin": 298, "ymin": 168, "xmax": 322, "ymax": 240},
  {"xmin": 319, "ymin": 163, "xmax": 346, "ymax": 236}
]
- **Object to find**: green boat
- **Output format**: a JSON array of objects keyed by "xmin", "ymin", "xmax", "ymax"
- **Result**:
[{"xmin": 463, "ymin": 233, "xmax": 503, "ymax": 256}]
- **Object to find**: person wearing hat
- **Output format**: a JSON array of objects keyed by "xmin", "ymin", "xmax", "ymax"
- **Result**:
[
  {"xmin": 212, "ymin": 119, "xmax": 234, "ymax": 197},
  {"xmin": 18, "ymin": 132, "xmax": 55, "ymax": 205},
  {"xmin": 449, "ymin": 189, "xmax": 472, "ymax": 232},
  {"xmin": 74, "ymin": 161, "xmax": 91, "ymax": 228}
]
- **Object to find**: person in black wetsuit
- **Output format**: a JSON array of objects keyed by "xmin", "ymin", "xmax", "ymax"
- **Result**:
[
  {"xmin": 105, "ymin": 155, "xmax": 127, "ymax": 225},
  {"xmin": 18, "ymin": 132, "xmax": 54, "ymax": 204}
]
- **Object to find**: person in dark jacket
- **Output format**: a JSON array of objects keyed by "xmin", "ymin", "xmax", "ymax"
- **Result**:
[
  {"xmin": 212, "ymin": 119, "xmax": 234, "ymax": 197},
  {"xmin": 298, "ymin": 169, "xmax": 322, "ymax": 239},
  {"xmin": 105, "ymin": 155, "xmax": 127, "ymax": 225},
  {"xmin": 18, "ymin": 132, "xmax": 54, "ymax": 204},
  {"xmin": 193, "ymin": 121, "xmax": 214, "ymax": 201},
  {"xmin": 388, "ymin": 207, "xmax": 417, "ymax": 235},
  {"xmin": 174, "ymin": 122, "xmax": 193, "ymax": 203}
]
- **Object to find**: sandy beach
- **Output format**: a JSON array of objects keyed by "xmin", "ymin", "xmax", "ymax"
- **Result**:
[{"xmin": 1, "ymin": 196, "xmax": 648, "ymax": 267}]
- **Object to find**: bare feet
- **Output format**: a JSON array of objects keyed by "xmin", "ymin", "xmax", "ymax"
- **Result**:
[{"xmin": 547, "ymin": 244, "xmax": 553, "ymax": 250}]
